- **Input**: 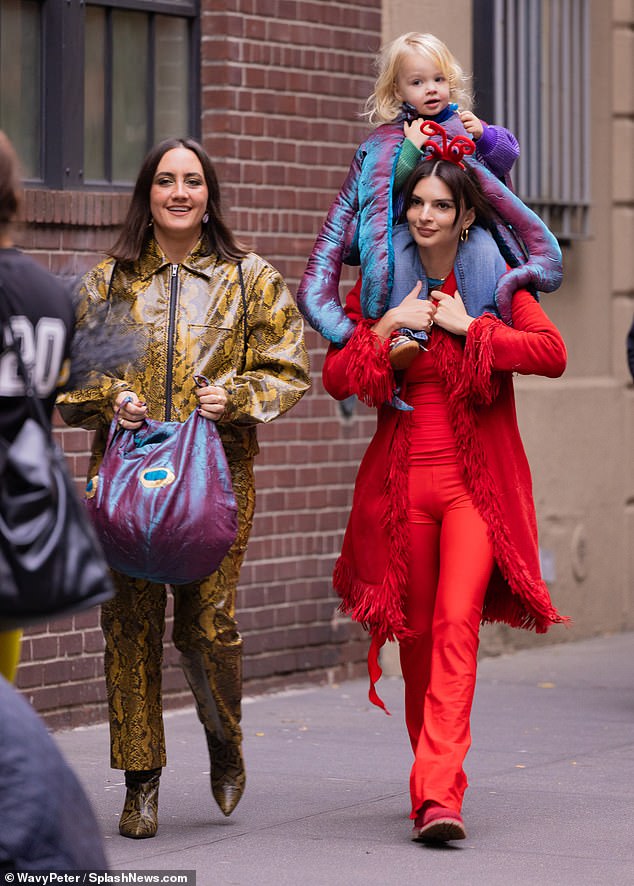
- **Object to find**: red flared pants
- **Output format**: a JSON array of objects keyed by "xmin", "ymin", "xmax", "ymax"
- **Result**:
[{"xmin": 400, "ymin": 353, "xmax": 495, "ymax": 816}]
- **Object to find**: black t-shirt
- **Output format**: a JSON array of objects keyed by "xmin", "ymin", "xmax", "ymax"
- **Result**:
[{"xmin": 0, "ymin": 248, "xmax": 74, "ymax": 441}]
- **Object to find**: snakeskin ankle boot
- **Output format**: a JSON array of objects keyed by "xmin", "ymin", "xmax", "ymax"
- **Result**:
[{"xmin": 119, "ymin": 768, "xmax": 161, "ymax": 839}]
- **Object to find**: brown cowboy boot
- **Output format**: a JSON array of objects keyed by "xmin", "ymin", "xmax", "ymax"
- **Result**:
[{"xmin": 119, "ymin": 768, "xmax": 161, "ymax": 839}]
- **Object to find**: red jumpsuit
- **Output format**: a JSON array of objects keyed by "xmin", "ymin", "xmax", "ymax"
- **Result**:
[
  {"xmin": 401, "ymin": 338, "xmax": 494, "ymax": 812},
  {"xmin": 322, "ymin": 276, "xmax": 567, "ymax": 818}
]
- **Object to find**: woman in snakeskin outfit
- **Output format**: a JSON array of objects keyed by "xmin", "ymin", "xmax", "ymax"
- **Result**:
[{"xmin": 59, "ymin": 138, "xmax": 310, "ymax": 839}]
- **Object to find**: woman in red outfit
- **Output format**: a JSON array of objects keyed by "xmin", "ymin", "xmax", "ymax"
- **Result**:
[{"xmin": 321, "ymin": 155, "xmax": 567, "ymax": 844}]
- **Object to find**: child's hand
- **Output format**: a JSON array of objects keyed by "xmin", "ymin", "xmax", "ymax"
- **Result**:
[
  {"xmin": 459, "ymin": 110, "xmax": 484, "ymax": 140},
  {"xmin": 403, "ymin": 120, "xmax": 428, "ymax": 150}
]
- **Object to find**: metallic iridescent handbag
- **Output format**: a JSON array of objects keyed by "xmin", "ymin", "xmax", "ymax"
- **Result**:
[{"xmin": 86, "ymin": 406, "xmax": 238, "ymax": 585}]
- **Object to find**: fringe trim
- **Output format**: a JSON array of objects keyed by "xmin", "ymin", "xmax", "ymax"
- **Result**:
[
  {"xmin": 380, "ymin": 408, "xmax": 416, "ymax": 637},
  {"xmin": 346, "ymin": 319, "xmax": 396, "ymax": 407},
  {"xmin": 333, "ymin": 407, "xmax": 417, "ymax": 713},
  {"xmin": 333, "ymin": 406, "xmax": 417, "ymax": 643},
  {"xmin": 333, "ymin": 557, "xmax": 414, "ymax": 642},
  {"xmin": 431, "ymin": 329, "xmax": 566, "ymax": 630},
  {"xmin": 459, "ymin": 314, "xmax": 501, "ymax": 405}
]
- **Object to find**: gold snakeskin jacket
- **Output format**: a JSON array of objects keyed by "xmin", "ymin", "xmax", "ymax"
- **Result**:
[{"xmin": 58, "ymin": 237, "xmax": 310, "ymax": 470}]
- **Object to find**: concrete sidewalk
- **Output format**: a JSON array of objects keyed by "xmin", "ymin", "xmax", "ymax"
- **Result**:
[{"xmin": 54, "ymin": 632, "xmax": 634, "ymax": 886}]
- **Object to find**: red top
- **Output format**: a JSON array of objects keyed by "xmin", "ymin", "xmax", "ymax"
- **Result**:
[
  {"xmin": 408, "ymin": 346, "xmax": 457, "ymax": 465},
  {"xmin": 407, "ymin": 283, "xmax": 463, "ymax": 465}
]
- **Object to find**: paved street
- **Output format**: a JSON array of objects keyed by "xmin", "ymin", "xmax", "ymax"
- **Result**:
[{"xmin": 54, "ymin": 632, "xmax": 634, "ymax": 886}]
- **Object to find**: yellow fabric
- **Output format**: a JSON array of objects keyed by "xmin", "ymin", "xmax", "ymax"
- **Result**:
[
  {"xmin": 0, "ymin": 630, "xmax": 22, "ymax": 682},
  {"xmin": 57, "ymin": 238, "xmax": 311, "ymax": 473}
]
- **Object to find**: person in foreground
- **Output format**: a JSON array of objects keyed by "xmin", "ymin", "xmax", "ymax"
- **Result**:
[
  {"xmin": 0, "ymin": 130, "xmax": 108, "ymax": 870},
  {"xmin": 0, "ymin": 675, "xmax": 108, "ymax": 870},
  {"xmin": 0, "ymin": 128, "xmax": 74, "ymax": 682},
  {"xmin": 321, "ymin": 138, "xmax": 567, "ymax": 844},
  {"xmin": 58, "ymin": 138, "xmax": 310, "ymax": 839}
]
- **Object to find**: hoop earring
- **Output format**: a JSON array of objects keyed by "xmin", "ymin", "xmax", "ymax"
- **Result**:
[
  {"xmin": 202, "ymin": 212, "xmax": 209, "ymax": 224},
  {"xmin": 460, "ymin": 226, "xmax": 470, "ymax": 243}
]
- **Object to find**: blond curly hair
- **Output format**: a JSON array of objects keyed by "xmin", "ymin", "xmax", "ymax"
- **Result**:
[{"xmin": 364, "ymin": 32, "xmax": 473, "ymax": 125}]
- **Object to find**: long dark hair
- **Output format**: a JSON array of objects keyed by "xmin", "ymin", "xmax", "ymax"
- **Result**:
[
  {"xmin": 110, "ymin": 137, "xmax": 248, "ymax": 263},
  {"xmin": 399, "ymin": 158, "xmax": 494, "ymax": 229},
  {"xmin": 0, "ymin": 131, "xmax": 21, "ymax": 229}
]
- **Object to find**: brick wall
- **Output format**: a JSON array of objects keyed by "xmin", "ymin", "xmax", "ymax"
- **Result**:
[
  {"xmin": 12, "ymin": 0, "xmax": 382, "ymax": 728},
  {"xmin": 201, "ymin": 0, "xmax": 381, "ymax": 701}
]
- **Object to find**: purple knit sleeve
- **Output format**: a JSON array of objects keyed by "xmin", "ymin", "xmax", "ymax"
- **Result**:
[{"xmin": 475, "ymin": 125, "xmax": 520, "ymax": 178}]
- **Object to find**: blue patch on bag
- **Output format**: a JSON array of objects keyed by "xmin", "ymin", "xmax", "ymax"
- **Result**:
[{"xmin": 140, "ymin": 467, "xmax": 176, "ymax": 488}]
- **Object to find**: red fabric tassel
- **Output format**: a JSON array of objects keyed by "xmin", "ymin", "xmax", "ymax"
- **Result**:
[{"xmin": 367, "ymin": 634, "xmax": 391, "ymax": 715}]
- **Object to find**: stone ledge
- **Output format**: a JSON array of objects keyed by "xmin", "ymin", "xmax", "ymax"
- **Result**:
[{"xmin": 20, "ymin": 189, "xmax": 131, "ymax": 228}]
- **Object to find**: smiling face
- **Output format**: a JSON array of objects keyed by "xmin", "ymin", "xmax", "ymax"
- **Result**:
[
  {"xmin": 394, "ymin": 50, "xmax": 451, "ymax": 117},
  {"xmin": 149, "ymin": 147, "xmax": 209, "ymax": 253},
  {"xmin": 406, "ymin": 173, "xmax": 475, "ymax": 259}
]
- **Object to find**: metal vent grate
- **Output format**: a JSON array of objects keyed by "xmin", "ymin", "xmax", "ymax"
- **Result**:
[{"xmin": 492, "ymin": 0, "xmax": 590, "ymax": 241}]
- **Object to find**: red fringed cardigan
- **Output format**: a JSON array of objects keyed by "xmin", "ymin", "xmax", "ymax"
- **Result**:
[{"xmin": 323, "ymin": 277, "xmax": 568, "ymax": 696}]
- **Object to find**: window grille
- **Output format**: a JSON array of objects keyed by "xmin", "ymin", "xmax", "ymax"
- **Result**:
[
  {"xmin": 84, "ymin": 3, "xmax": 196, "ymax": 185},
  {"xmin": 0, "ymin": 0, "xmax": 199, "ymax": 189},
  {"xmin": 474, "ymin": 0, "xmax": 591, "ymax": 241}
]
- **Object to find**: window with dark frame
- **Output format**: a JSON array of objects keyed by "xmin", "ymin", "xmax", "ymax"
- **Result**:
[
  {"xmin": 0, "ymin": 0, "xmax": 42, "ymax": 180},
  {"xmin": 0, "ymin": 0, "xmax": 199, "ymax": 189},
  {"xmin": 473, "ymin": 0, "xmax": 590, "ymax": 242}
]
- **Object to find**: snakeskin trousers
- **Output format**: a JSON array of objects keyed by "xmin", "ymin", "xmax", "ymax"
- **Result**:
[{"xmin": 101, "ymin": 457, "xmax": 255, "ymax": 771}]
